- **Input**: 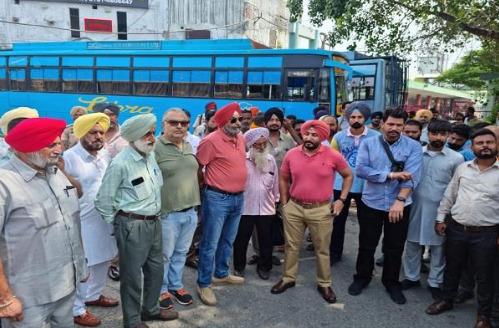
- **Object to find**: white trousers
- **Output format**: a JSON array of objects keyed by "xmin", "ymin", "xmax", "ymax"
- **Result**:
[
  {"xmin": 403, "ymin": 240, "xmax": 445, "ymax": 288},
  {"xmin": 73, "ymin": 261, "xmax": 110, "ymax": 316}
]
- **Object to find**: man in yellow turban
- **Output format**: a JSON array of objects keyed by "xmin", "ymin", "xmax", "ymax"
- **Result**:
[
  {"xmin": 63, "ymin": 112, "xmax": 118, "ymax": 327},
  {"xmin": 415, "ymin": 109, "xmax": 433, "ymax": 144}
]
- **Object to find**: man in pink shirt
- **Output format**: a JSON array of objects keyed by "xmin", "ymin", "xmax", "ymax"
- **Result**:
[
  {"xmin": 196, "ymin": 103, "xmax": 248, "ymax": 306},
  {"xmin": 271, "ymin": 120, "xmax": 353, "ymax": 304},
  {"xmin": 233, "ymin": 128, "xmax": 279, "ymax": 281}
]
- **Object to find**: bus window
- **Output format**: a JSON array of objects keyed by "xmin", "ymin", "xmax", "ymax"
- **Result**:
[
  {"xmin": 63, "ymin": 68, "xmax": 94, "ymax": 93},
  {"xmin": 214, "ymin": 71, "xmax": 243, "ymax": 99},
  {"xmin": 318, "ymin": 69, "xmax": 330, "ymax": 102},
  {"xmin": 286, "ymin": 70, "xmax": 315, "ymax": 101},
  {"xmin": 0, "ymin": 58, "xmax": 6, "ymax": 90},
  {"xmin": 133, "ymin": 69, "xmax": 169, "ymax": 96},
  {"xmin": 9, "ymin": 69, "xmax": 26, "ymax": 91},
  {"xmin": 30, "ymin": 68, "xmax": 60, "ymax": 91},
  {"xmin": 351, "ymin": 64, "xmax": 376, "ymax": 101},
  {"xmin": 335, "ymin": 70, "xmax": 348, "ymax": 107},
  {"xmin": 97, "ymin": 69, "xmax": 130, "ymax": 95},
  {"xmin": 172, "ymin": 70, "xmax": 210, "ymax": 98},
  {"xmin": 246, "ymin": 71, "xmax": 282, "ymax": 100}
]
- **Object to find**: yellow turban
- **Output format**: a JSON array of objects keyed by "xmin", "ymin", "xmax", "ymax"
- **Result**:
[
  {"xmin": 415, "ymin": 109, "xmax": 433, "ymax": 120},
  {"xmin": 73, "ymin": 113, "xmax": 110, "ymax": 139},
  {"xmin": 1, "ymin": 107, "xmax": 39, "ymax": 135}
]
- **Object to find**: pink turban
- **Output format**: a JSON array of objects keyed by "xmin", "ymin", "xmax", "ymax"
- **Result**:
[
  {"xmin": 213, "ymin": 102, "xmax": 241, "ymax": 128},
  {"xmin": 301, "ymin": 120, "xmax": 330, "ymax": 141},
  {"xmin": 244, "ymin": 127, "xmax": 269, "ymax": 147}
]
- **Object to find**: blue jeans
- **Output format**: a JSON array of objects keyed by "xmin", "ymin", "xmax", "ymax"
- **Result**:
[
  {"xmin": 161, "ymin": 208, "xmax": 198, "ymax": 292},
  {"xmin": 197, "ymin": 189, "xmax": 244, "ymax": 287}
]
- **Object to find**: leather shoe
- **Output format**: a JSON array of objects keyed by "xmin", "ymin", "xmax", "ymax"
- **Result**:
[
  {"xmin": 85, "ymin": 295, "xmax": 119, "ymax": 307},
  {"xmin": 257, "ymin": 268, "xmax": 270, "ymax": 280},
  {"xmin": 474, "ymin": 315, "xmax": 491, "ymax": 328},
  {"xmin": 425, "ymin": 300, "xmax": 453, "ymax": 315},
  {"xmin": 454, "ymin": 290, "xmax": 474, "ymax": 304},
  {"xmin": 74, "ymin": 310, "xmax": 101, "ymax": 327},
  {"xmin": 317, "ymin": 286, "xmax": 337, "ymax": 304},
  {"xmin": 271, "ymin": 280, "xmax": 296, "ymax": 294},
  {"xmin": 141, "ymin": 308, "xmax": 179, "ymax": 321}
]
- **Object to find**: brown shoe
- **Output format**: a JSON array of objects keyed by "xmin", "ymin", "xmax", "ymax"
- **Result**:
[
  {"xmin": 425, "ymin": 300, "xmax": 453, "ymax": 315},
  {"xmin": 85, "ymin": 295, "xmax": 119, "ymax": 307},
  {"xmin": 74, "ymin": 310, "xmax": 101, "ymax": 327},
  {"xmin": 271, "ymin": 280, "xmax": 296, "ymax": 294},
  {"xmin": 317, "ymin": 286, "xmax": 337, "ymax": 304},
  {"xmin": 474, "ymin": 315, "xmax": 491, "ymax": 328},
  {"xmin": 141, "ymin": 308, "xmax": 179, "ymax": 321}
]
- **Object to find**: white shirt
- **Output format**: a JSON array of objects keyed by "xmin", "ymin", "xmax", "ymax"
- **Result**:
[{"xmin": 186, "ymin": 132, "xmax": 201, "ymax": 154}]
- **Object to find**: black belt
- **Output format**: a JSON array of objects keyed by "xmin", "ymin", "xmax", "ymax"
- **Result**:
[
  {"xmin": 117, "ymin": 210, "xmax": 160, "ymax": 221},
  {"xmin": 177, "ymin": 206, "xmax": 194, "ymax": 213},
  {"xmin": 450, "ymin": 218, "xmax": 498, "ymax": 233},
  {"xmin": 206, "ymin": 185, "xmax": 243, "ymax": 196}
]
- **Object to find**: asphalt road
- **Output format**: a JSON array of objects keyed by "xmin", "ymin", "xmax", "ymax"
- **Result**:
[{"xmin": 91, "ymin": 209, "xmax": 475, "ymax": 328}]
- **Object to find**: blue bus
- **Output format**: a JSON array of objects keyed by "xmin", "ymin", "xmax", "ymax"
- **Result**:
[
  {"xmin": 340, "ymin": 52, "xmax": 407, "ymax": 112},
  {"xmin": 0, "ymin": 39, "xmax": 350, "ymax": 129}
]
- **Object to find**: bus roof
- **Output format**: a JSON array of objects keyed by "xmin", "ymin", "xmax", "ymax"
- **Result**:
[{"xmin": 0, "ymin": 39, "xmax": 341, "ymax": 58}]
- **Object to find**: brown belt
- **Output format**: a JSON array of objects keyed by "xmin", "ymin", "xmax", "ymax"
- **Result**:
[
  {"xmin": 450, "ymin": 218, "xmax": 498, "ymax": 233},
  {"xmin": 117, "ymin": 210, "xmax": 160, "ymax": 221},
  {"xmin": 290, "ymin": 197, "xmax": 330, "ymax": 209}
]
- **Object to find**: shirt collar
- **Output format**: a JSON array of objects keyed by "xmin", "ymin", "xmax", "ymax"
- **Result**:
[
  {"xmin": 467, "ymin": 158, "xmax": 499, "ymax": 170},
  {"xmin": 9, "ymin": 154, "xmax": 56, "ymax": 182},
  {"xmin": 423, "ymin": 145, "xmax": 448, "ymax": 156},
  {"xmin": 74, "ymin": 142, "xmax": 100, "ymax": 161},
  {"xmin": 128, "ymin": 146, "xmax": 147, "ymax": 162},
  {"xmin": 219, "ymin": 129, "xmax": 239, "ymax": 145},
  {"xmin": 300, "ymin": 144, "xmax": 326, "ymax": 157},
  {"xmin": 347, "ymin": 127, "xmax": 369, "ymax": 137}
]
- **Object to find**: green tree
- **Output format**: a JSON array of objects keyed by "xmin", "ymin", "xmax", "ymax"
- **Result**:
[{"xmin": 289, "ymin": 0, "xmax": 499, "ymax": 54}]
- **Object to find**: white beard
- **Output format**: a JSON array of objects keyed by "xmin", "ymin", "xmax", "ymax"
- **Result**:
[
  {"xmin": 26, "ymin": 151, "xmax": 58, "ymax": 169},
  {"xmin": 133, "ymin": 138, "xmax": 155, "ymax": 154},
  {"xmin": 250, "ymin": 147, "xmax": 270, "ymax": 172}
]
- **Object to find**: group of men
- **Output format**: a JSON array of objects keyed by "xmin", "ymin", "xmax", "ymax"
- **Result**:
[{"xmin": 0, "ymin": 100, "xmax": 497, "ymax": 328}]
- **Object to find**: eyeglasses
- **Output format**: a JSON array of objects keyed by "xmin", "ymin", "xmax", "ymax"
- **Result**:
[
  {"xmin": 230, "ymin": 117, "xmax": 243, "ymax": 124},
  {"xmin": 166, "ymin": 120, "xmax": 190, "ymax": 128}
]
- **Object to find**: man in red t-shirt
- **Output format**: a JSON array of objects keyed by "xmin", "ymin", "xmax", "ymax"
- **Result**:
[
  {"xmin": 195, "ymin": 102, "xmax": 248, "ymax": 306},
  {"xmin": 270, "ymin": 120, "xmax": 353, "ymax": 304}
]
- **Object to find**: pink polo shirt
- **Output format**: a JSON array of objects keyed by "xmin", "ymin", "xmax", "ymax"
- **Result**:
[
  {"xmin": 281, "ymin": 144, "xmax": 348, "ymax": 202},
  {"xmin": 196, "ymin": 129, "xmax": 247, "ymax": 193}
]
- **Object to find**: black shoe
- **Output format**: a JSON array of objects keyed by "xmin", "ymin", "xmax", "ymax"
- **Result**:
[
  {"xmin": 257, "ymin": 268, "xmax": 270, "ymax": 280},
  {"xmin": 427, "ymin": 286, "xmax": 442, "ymax": 300},
  {"xmin": 400, "ymin": 279, "xmax": 421, "ymax": 290},
  {"xmin": 185, "ymin": 257, "xmax": 198, "ymax": 269},
  {"xmin": 272, "ymin": 256, "xmax": 282, "ymax": 266},
  {"xmin": 306, "ymin": 244, "xmax": 314, "ymax": 251},
  {"xmin": 348, "ymin": 279, "xmax": 369, "ymax": 296},
  {"xmin": 247, "ymin": 255, "xmax": 259, "ymax": 265},
  {"xmin": 454, "ymin": 290, "xmax": 474, "ymax": 304},
  {"xmin": 375, "ymin": 255, "xmax": 384, "ymax": 267},
  {"xmin": 233, "ymin": 270, "xmax": 245, "ymax": 278},
  {"xmin": 386, "ymin": 286, "xmax": 407, "ymax": 305}
]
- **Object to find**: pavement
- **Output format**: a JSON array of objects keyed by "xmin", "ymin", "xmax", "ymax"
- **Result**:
[{"xmin": 90, "ymin": 210, "xmax": 476, "ymax": 328}]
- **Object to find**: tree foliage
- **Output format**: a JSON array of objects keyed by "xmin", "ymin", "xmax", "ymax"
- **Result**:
[{"xmin": 288, "ymin": 0, "xmax": 499, "ymax": 54}]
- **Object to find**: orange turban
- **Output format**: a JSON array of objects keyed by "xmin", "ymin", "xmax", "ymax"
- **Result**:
[
  {"xmin": 301, "ymin": 120, "xmax": 330, "ymax": 141},
  {"xmin": 213, "ymin": 102, "xmax": 241, "ymax": 127}
]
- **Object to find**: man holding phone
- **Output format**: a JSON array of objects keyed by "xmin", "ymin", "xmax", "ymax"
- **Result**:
[{"xmin": 348, "ymin": 109, "xmax": 423, "ymax": 305}]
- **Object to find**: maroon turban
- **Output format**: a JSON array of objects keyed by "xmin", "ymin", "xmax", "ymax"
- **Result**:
[
  {"xmin": 5, "ymin": 118, "xmax": 66, "ymax": 153},
  {"xmin": 213, "ymin": 102, "xmax": 241, "ymax": 128},
  {"xmin": 300, "ymin": 120, "xmax": 330, "ymax": 141}
]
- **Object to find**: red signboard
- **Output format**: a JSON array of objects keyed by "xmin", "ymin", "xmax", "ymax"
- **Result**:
[{"xmin": 84, "ymin": 18, "xmax": 112, "ymax": 33}]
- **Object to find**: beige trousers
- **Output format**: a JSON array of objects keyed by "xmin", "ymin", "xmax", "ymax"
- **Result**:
[{"xmin": 281, "ymin": 199, "xmax": 333, "ymax": 287}]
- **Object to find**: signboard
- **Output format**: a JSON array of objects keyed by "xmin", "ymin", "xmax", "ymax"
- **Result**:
[
  {"xmin": 23, "ymin": 0, "xmax": 148, "ymax": 9},
  {"xmin": 84, "ymin": 18, "xmax": 112, "ymax": 32}
]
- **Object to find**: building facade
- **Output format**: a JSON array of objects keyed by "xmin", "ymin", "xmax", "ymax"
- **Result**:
[{"xmin": 0, "ymin": 0, "xmax": 289, "ymax": 48}]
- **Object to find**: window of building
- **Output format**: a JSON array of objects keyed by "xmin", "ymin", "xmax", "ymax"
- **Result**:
[
  {"xmin": 172, "ymin": 70, "xmax": 211, "ymax": 97},
  {"xmin": 214, "ymin": 71, "xmax": 243, "ymax": 98},
  {"xmin": 117, "ymin": 12, "xmax": 127, "ymax": 40},
  {"xmin": 186, "ymin": 29, "xmax": 211, "ymax": 39},
  {"xmin": 246, "ymin": 71, "xmax": 281, "ymax": 100},
  {"xmin": 69, "ymin": 8, "xmax": 80, "ymax": 38}
]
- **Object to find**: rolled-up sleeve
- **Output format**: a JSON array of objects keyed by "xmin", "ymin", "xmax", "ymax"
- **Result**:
[{"xmin": 356, "ymin": 140, "xmax": 390, "ymax": 183}]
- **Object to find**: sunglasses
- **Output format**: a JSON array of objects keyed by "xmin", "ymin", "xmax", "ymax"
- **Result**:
[
  {"xmin": 230, "ymin": 117, "xmax": 244, "ymax": 124},
  {"xmin": 167, "ymin": 120, "xmax": 190, "ymax": 127}
]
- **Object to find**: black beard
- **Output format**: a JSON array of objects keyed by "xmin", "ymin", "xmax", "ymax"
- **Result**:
[
  {"xmin": 475, "ymin": 150, "xmax": 498, "ymax": 159},
  {"xmin": 351, "ymin": 122, "xmax": 362, "ymax": 129},
  {"xmin": 447, "ymin": 143, "xmax": 461, "ymax": 151},
  {"xmin": 429, "ymin": 141, "xmax": 444, "ymax": 149},
  {"xmin": 330, "ymin": 129, "xmax": 336, "ymax": 137},
  {"xmin": 303, "ymin": 141, "xmax": 320, "ymax": 151}
]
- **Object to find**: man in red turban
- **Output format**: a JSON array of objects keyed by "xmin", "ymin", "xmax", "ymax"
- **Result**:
[
  {"xmin": 300, "ymin": 120, "xmax": 330, "ymax": 142},
  {"xmin": 213, "ymin": 102, "xmax": 241, "ymax": 128},
  {"xmin": 0, "ymin": 117, "xmax": 87, "ymax": 327}
]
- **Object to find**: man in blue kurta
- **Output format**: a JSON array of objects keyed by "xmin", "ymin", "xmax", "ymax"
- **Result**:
[{"xmin": 401, "ymin": 120, "xmax": 464, "ymax": 299}]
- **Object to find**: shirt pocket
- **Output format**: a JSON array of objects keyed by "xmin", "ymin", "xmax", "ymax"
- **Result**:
[
  {"xmin": 27, "ymin": 197, "xmax": 60, "ymax": 229},
  {"xmin": 130, "ymin": 176, "xmax": 154, "ymax": 201},
  {"xmin": 262, "ymin": 172, "xmax": 275, "ymax": 190}
]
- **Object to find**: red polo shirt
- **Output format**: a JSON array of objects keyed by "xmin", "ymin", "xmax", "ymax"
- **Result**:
[
  {"xmin": 196, "ymin": 130, "xmax": 247, "ymax": 193},
  {"xmin": 281, "ymin": 144, "xmax": 348, "ymax": 202}
]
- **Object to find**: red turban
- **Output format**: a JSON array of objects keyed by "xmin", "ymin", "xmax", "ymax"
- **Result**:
[
  {"xmin": 301, "ymin": 120, "xmax": 330, "ymax": 141},
  {"xmin": 5, "ymin": 118, "xmax": 66, "ymax": 153},
  {"xmin": 213, "ymin": 102, "xmax": 241, "ymax": 128}
]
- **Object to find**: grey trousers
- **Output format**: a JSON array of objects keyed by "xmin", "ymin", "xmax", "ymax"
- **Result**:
[
  {"xmin": 115, "ymin": 215, "xmax": 163, "ymax": 328},
  {"xmin": 403, "ymin": 240, "xmax": 445, "ymax": 287},
  {"xmin": 2, "ymin": 290, "xmax": 75, "ymax": 328}
]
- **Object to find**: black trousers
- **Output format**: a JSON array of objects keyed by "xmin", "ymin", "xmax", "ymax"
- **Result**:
[
  {"xmin": 354, "ymin": 201, "xmax": 410, "ymax": 288},
  {"xmin": 233, "ymin": 215, "xmax": 274, "ymax": 272},
  {"xmin": 330, "ymin": 190, "xmax": 362, "ymax": 261},
  {"xmin": 441, "ymin": 221, "xmax": 497, "ymax": 316}
]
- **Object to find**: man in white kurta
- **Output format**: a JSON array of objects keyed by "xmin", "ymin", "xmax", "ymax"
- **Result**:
[
  {"xmin": 401, "ymin": 120, "xmax": 464, "ymax": 298},
  {"xmin": 64, "ymin": 113, "xmax": 119, "ymax": 326}
]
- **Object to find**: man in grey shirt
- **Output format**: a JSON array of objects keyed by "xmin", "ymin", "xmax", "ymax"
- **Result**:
[{"xmin": 0, "ymin": 118, "xmax": 87, "ymax": 327}]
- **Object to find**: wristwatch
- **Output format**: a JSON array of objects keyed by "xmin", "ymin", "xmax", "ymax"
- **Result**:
[
  {"xmin": 337, "ymin": 198, "xmax": 347, "ymax": 204},
  {"xmin": 396, "ymin": 196, "xmax": 407, "ymax": 202}
]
